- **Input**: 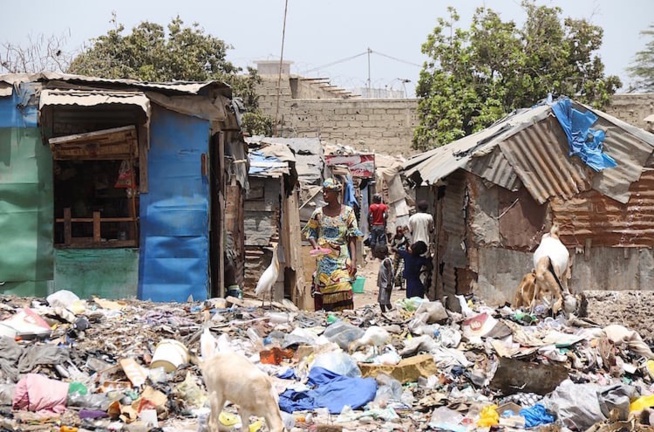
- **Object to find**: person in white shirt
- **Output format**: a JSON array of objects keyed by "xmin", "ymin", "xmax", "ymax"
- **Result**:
[
  {"xmin": 408, "ymin": 200, "xmax": 434, "ymax": 247},
  {"xmin": 408, "ymin": 200, "xmax": 434, "ymax": 291}
]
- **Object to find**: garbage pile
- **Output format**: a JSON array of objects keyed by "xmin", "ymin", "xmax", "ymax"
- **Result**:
[{"xmin": 2, "ymin": 290, "xmax": 654, "ymax": 431}]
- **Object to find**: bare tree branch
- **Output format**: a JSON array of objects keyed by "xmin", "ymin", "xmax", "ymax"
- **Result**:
[{"xmin": 0, "ymin": 31, "xmax": 72, "ymax": 74}]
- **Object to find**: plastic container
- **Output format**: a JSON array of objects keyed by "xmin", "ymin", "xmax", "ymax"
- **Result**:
[
  {"xmin": 352, "ymin": 276, "xmax": 366, "ymax": 293},
  {"xmin": 150, "ymin": 339, "xmax": 189, "ymax": 373}
]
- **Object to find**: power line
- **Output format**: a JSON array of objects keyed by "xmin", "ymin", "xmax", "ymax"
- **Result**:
[
  {"xmin": 370, "ymin": 49, "xmax": 423, "ymax": 68},
  {"xmin": 301, "ymin": 48, "xmax": 423, "ymax": 76},
  {"xmin": 303, "ymin": 51, "xmax": 369, "ymax": 74}
]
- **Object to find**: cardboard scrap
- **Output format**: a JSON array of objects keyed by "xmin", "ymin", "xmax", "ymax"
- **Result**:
[
  {"xmin": 93, "ymin": 297, "xmax": 126, "ymax": 310},
  {"xmin": 120, "ymin": 358, "xmax": 149, "ymax": 387},
  {"xmin": 359, "ymin": 354, "xmax": 437, "ymax": 384}
]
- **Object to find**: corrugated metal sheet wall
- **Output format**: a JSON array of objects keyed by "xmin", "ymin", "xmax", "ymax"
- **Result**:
[
  {"xmin": 0, "ymin": 84, "xmax": 54, "ymax": 297},
  {"xmin": 138, "ymin": 106, "xmax": 211, "ymax": 302},
  {"xmin": 552, "ymin": 168, "xmax": 654, "ymax": 248},
  {"xmin": 438, "ymin": 170, "xmax": 468, "ymax": 301}
]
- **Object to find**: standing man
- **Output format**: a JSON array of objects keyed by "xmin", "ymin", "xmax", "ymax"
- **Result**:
[
  {"xmin": 368, "ymin": 194, "xmax": 388, "ymax": 250},
  {"xmin": 408, "ymin": 200, "xmax": 434, "ymax": 290},
  {"xmin": 408, "ymin": 200, "xmax": 434, "ymax": 247}
]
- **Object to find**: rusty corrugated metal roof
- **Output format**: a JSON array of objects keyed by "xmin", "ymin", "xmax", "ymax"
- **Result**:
[
  {"xmin": 404, "ymin": 100, "xmax": 654, "ymax": 204},
  {"xmin": 403, "ymin": 105, "xmax": 551, "ymax": 186}
]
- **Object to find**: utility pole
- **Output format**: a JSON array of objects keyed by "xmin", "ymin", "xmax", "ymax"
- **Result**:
[
  {"xmin": 273, "ymin": 0, "xmax": 289, "ymax": 137},
  {"xmin": 367, "ymin": 47, "xmax": 372, "ymax": 94}
]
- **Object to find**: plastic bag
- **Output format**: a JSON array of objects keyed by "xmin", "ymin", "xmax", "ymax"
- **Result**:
[
  {"xmin": 477, "ymin": 404, "xmax": 499, "ymax": 427},
  {"xmin": 598, "ymin": 384, "xmax": 637, "ymax": 420},
  {"xmin": 519, "ymin": 403, "xmax": 555, "ymax": 428},
  {"xmin": 373, "ymin": 374, "xmax": 403, "ymax": 404},
  {"xmin": 114, "ymin": 160, "xmax": 134, "ymax": 189},
  {"xmin": 46, "ymin": 290, "xmax": 80, "ymax": 309},
  {"xmin": 542, "ymin": 380, "xmax": 605, "ymax": 430},
  {"xmin": 311, "ymin": 350, "xmax": 361, "ymax": 377},
  {"xmin": 322, "ymin": 321, "xmax": 364, "ymax": 350},
  {"xmin": 429, "ymin": 406, "xmax": 465, "ymax": 432},
  {"xmin": 630, "ymin": 394, "xmax": 654, "ymax": 412}
]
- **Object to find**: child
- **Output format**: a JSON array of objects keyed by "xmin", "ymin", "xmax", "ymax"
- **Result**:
[
  {"xmin": 395, "ymin": 241, "xmax": 431, "ymax": 299},
  {"xmin": 391, "ymin": 226, "xmax": 409, "ymax": 289},
  {"xmin": 391, "ymin": 226, "xmax": 409, "ymax": 250},
  {"xmin": 374, "ymin": 244, "xmax": 394, "ymax": 313}
]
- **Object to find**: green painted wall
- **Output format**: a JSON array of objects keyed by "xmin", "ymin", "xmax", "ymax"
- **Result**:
[
  {"xmin": 0, "ymin": 127, "xmax": 53, "ymax": 297},
  {"xmin": 53, "ymin": 249, "xmax": 139, "ymax": 299}
]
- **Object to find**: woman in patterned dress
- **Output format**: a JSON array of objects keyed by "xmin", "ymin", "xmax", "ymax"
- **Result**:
[{"xmin": 303, "ymin": 178, "xmax": 362, "ymax": 311}]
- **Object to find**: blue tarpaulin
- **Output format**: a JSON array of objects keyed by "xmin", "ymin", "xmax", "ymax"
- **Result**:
[
  {"xmin": 278, "ymin": 367, "xmax": 377, "ymax": 414},
  {"xmin": 342, "ymin": 175, "xmax": 358, "ymax": 209},
  {"xmin": 550, "ymin": 98, "xmax": 617, "ymax": 172}
]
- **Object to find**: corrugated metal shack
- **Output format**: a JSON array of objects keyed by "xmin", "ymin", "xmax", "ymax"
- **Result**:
[
  {"xmin": 244, "ymin": 140, "xmax": 307, "ymax": 306},
  {"xmin": 403, "ymin": 99, "xmax": 654, "ymax": 308},
  {"xmin": 0, "ymin": 72, "xmax": 247, "ymax": 302}
]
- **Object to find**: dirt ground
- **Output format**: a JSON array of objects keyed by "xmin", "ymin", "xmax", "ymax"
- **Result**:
[
  {"xmin": 353, "ymin": 257, "xmax": 405, "ymax": 310},
  {"xmin": 583, "ymin": 290, "xmax": 654, "ymax": 344}
]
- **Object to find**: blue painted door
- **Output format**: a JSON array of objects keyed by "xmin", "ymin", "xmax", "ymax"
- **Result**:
[{"xmin": 139, "ymin": 106, "xmax": 210, "ymax": 302}]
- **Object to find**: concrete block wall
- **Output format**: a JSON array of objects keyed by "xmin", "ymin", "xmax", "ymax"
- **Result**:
[
  {"xmin": 257, "ymin": 76, "xmax": 419, "ymax": 156},
  {"xmin": 605, "ymin": 94, "xmax": 654, "ymax": 131},
  {"xmin": 281, "ymin": 99, "xmax": 419, "ymax": 156},
  {"xmin": 255, "ymin": 73, "xmax": 654, "ymax": 156}
]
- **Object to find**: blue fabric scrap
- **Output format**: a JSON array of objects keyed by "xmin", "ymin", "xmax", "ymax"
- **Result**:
[
  {"xmin": 519, "ymin": 403, "xmax": 555, "ymax": 428},
  {"xmin": 278, "ymin": 367, "xmax": 377, "ymax": 414},
  {"xmin": 550, "ymin": 98, "xmax": 617, "ymax": 172},
  {"xmin": 277, "ymin": 368, "xmax": 298, "ymax": 380}
]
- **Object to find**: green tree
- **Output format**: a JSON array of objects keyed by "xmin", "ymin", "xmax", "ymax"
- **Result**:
[
  {"xmin": 68, "ymin": 15, "xmax": 272, "ymax": 136},
  {"xmin": 414, "ymin": 1, "xmax": 622, "ymax": 151},
  {"xmin": 627, "ymin": 24, "xmax": 654, "ymax": 92}
]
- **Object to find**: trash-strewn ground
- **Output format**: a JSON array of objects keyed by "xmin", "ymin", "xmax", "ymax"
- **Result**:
[
  {"xmin": 1, "ymin": 264, "xmax": 654, "ymax": 432},
  {"xmin": 584, "ymin": 290, "xmax": 654, "ymax": 344}
]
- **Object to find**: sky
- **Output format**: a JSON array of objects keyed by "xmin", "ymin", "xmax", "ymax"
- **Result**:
[{"xmin": 1, "ymin": 0, "xmax": 652, "ymax": 97}]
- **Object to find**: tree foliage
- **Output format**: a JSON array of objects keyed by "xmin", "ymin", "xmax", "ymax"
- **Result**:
[
  {"xmin": 627, "ymin": 24, "xmax": 654, "ymax": 92},
  {"xmin": 68, "ymin": 15, "xmax": 272, "ymax": 136},
  {"xmin": 414, "ymin": 1, "xmax": 622, "ymax": 151}
]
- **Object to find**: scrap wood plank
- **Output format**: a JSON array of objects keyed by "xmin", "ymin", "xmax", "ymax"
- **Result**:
[{"xmin": 49, "ymin": 125, "xmax": 138, "ymax": 159}]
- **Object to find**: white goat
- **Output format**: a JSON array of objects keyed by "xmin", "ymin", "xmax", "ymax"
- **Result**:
[
  {"xmin": 531, "ymin": 223, "xmax": 570, "ymax": 314},
  {"xmin": 199, "ymin": 329, "xmax": 285, "ymax": 432}
]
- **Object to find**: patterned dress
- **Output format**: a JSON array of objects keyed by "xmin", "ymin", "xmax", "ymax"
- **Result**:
[{"xmin": 303, "ymin": 205, "xmax": 362, "ymax": 311}]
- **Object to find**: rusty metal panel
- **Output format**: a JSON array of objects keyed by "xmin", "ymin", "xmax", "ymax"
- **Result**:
[
  {"xmin": 468, "ymin": 175, "xmax": 501, "ymax": 248},
  {"xmin": 441, "ymin": 263, "xmax": 457, "ymax": 302},
  {"xmin": 568, "ymin": 247, "xmax": 654, "ymax": 292},
  {"xmin": 466, "ymin": 146, "xmax": 522, "ymax": 192},
  {"xmin": 590, "ymin": 115, "xmax": 654, "ymax": 203},
  {"xmin": 477, "ymin": 248, "xmax": 533, "ymax": 306},
  {"xmin": 441, "ymin": 170, "xmax": 468, "ymax": 269},
  {"xmin": 552, "ymin": 168, "xmax": 654, "ymax": 248},
  {"xmin": 441, "ymin": 170, "xmax": 467, "ymax": 236},
  {"xmin": 500, "ymin": 116, "xmax": 592, "ymax": 204},
  {"xmin": 497, "ymin": 186, "xmax": 548, "ymax": 251}
]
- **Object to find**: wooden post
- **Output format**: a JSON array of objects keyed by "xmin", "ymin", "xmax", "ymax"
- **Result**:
[
  {"xmin": 64, "ymin": 208, "xmax": 72, "ymax": 246},
  {"xmin": 93, "ymin": 211, "xmax": 101, "ymax": 243},
  {"xmin": 129, "ymin": 158, "xmax": 138, "ymax": 244}
]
